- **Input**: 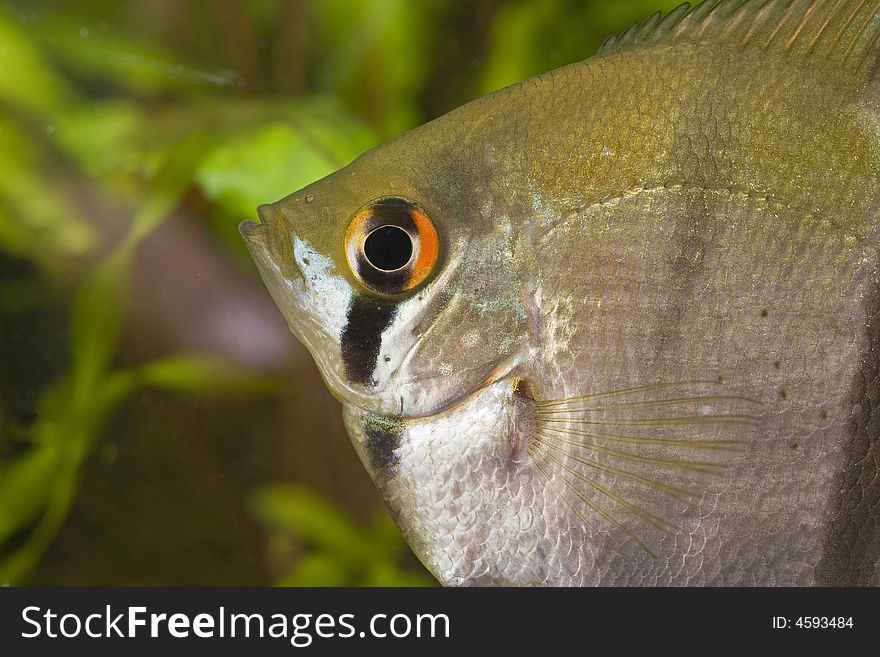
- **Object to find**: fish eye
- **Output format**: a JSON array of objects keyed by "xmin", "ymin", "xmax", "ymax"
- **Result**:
[
  {"xmin": 344, "ymin": 196, "xmax": 439, "ymax": 295},
  {"xmin": 364, "ymin": 225, "xmax": 413, "ymax": 271}
]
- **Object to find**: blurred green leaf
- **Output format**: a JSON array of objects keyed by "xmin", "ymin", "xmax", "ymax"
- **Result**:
[
  {"xmin": 251, "ymin": 485, "xmax": 376, "ymax": 566},
  {"xmin": 69, "ymin": 132, "xmax": 209, "ymax": 394},
  {"xmin": 36, "ymin": 19, "xmax": 240, "ymax": 96},
  {"xmin": 53, "ymin": 102, "xmax": 147, "ymax": 184},
  {"xmin": 0, "ymin": 148, "xmax": 96, "ymax": 271},
  {"xmin": 251, "ymin": 484, "xmax": 430, "ymax": 586},
  {"xmin": 277, "ymin": 554, "xmax": 349, "ymax": 587},
  {"xmin": 479, "ymin": 0, "xmax": 564, "ymax": 95},
  {"xmin": 198, "ymin": 123, "xmax": 337, "ymax": 218},
  {"xmin": 0, "ymin": 465, "xmax": 77, "ymax": 584},
  {"xmin": 367, "ymin": 506, "xmax": 410, "ymax": 557},
  {"xmin": 0, "ymin": 114, "xmax": 38, "ymax": 160},
  {"xmin": 197, "ymin": 103, "xmax": 377, "ymax": 219},
  {"xmin": 55, "ymin": 373, "xmax": 138, "ymax": 459},
  {"xmin": 125, "ymin": 132, "xmax": 211, "ymax": 246},
  {"xmin": 0, "ymin": 203, "xmax": 31, "ymax": 263},
  {"xmin": 362, "ymin": 560, "xmax": 432, "ymax": 587},
  {"xmin": 0, "ymin": 447, "xmax": 59, "ymax": 544},
  {"xmin": 314, "ymin": 0, "xmax": 446, "ymax": 135},
  {"xmin": 135, "ymin": 355, "xmax": 280, "ymax": 396},
  {"xmin": 287, "ymin": 101, "xmax": 380, "ymax": 168},
  {"xmin": 479, "ymin": 0, "xmax": 685, "ymax": 94},
  {"xmin": 0, "ymin": 9, "xmax": 70, "ymax": 116},
  {"xmin": 68, "ymin": 249, "xmax": 131, "ymax": 395}
]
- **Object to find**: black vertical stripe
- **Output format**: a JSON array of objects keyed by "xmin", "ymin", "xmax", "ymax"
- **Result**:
[
  {"xmin": 816, "ymin": 283, "xmax": 880, "ymax": 585},
  {"xmin": 341, "ymin": 296, "xmax": 397, "ymax": 386},
  {"xmin": 363, "ymin": 415, "xmax": 404, "ymax": 477}
]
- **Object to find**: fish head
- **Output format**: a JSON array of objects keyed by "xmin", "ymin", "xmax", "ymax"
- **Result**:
[
  {"xmin": 240, "ymin": 117, "xmax": 542, "ymax": 584},
  {"xmin": 241, "ymin": 117, "xmax": 532, "ymax": 420}
]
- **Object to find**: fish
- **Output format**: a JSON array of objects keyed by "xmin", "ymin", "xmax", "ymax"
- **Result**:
[{"xmin": 240, "ymin": 0, "xmax": 880, "ymax": 586}]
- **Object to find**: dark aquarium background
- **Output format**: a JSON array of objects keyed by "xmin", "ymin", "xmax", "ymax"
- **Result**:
[{"xmin": 0, "ymin": 0, "xmax": 682, "ymax": 585}]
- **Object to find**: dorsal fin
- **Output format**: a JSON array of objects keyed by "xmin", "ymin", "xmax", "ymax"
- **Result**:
[{"xmin": 598, "ymin": 0, "xmax": 880, "ymax": 78}]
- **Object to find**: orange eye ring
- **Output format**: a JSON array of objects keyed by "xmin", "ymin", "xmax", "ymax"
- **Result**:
[{"xmin": 344, "ymin": 197, "xmax": 440, "ymax": 295}]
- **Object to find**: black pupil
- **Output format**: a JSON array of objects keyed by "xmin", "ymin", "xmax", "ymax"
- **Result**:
[{"xmin": 364, "ymin": 226, "xmax": 413, "ymax": 271}]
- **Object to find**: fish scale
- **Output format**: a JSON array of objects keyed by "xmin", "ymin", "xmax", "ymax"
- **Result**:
[{"xmin": 242, "ymin": 0, "xmax": 880, "ymax": 585}]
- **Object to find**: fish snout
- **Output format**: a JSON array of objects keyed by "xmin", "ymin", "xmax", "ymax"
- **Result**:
[
  {"xmin": 239, "ymin": 203, "xmax": 285, "ymax": 242},
  {"xmin": 256, "ymin": 203, "xmax": 277, "ymax": 225}
]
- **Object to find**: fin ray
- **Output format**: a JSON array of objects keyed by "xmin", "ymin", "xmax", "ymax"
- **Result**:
[
  {"xmin": 598, "ymin": 0, "xmax": 880, "ymax": 79},
  {"xmin": 528, "ymin": 378, "xmax": 760, "ymax": 557}
]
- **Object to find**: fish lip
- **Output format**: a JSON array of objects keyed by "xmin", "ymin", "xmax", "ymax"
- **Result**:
[
  {"xmin": 239, "ymin": 204, "xmax": 282, "ymax": 242},
  {"xmin": 239, "ymin": 218, "xmax": 264, "ymax": 239},
  {"xmin": 241, "ymin": 202, "xmax": 276, "ymax": 231},
  {"xmin": 256, "ymin": 203, "xmax": 274, "ymax": 224}
]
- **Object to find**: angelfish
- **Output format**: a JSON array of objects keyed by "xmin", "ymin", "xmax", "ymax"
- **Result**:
[{"xmin": 241, "ymin": 0, "xmax": 880, "ymax": 585}]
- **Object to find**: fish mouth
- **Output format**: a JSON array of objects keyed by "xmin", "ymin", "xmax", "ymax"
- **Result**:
[
  {"xmin": 240, "ymin": 208, "xmax": 305, "ymax": 288},
  {"xmin": 239, "ymin": 217, "xmax": 280, "ymax": 271},
  {"xmin": 240, "ymin": 204, "xmax": 276, "ymax": 239},
  {"xmin": 238, "ymin": 218, "xmax": 265, "ymax": 242},
  {"xmin": 240, "ymin": 203, "xmax": 289, "ymax": 250}
]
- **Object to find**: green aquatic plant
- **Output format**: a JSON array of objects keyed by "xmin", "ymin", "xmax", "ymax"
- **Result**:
[
  {"xmin": 252, "ymin": 485, "xmax": 431, "ymax": 587},
  {"xmin": 0, "ymin": 132, "xmax": 281, "ymax": 583}
]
